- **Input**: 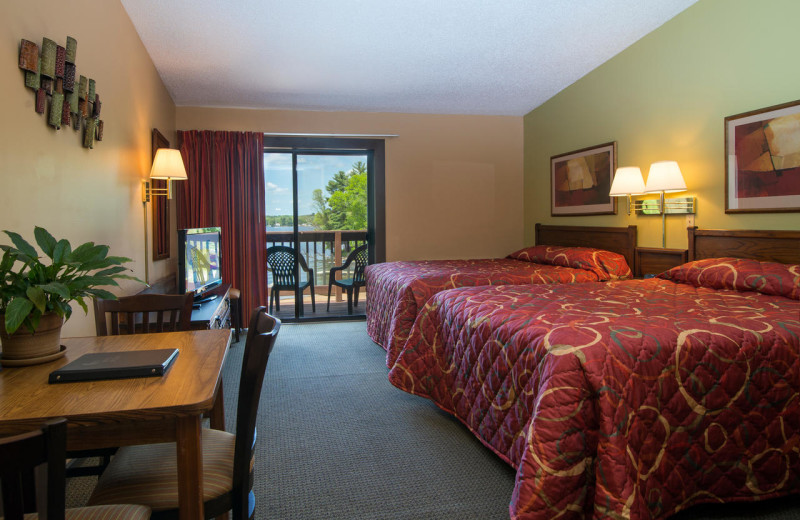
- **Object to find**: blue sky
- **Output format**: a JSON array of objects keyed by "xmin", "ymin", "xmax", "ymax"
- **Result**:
[{"xmin": 264, "ymin": 153, "xmax": 367, "ymax": 215}]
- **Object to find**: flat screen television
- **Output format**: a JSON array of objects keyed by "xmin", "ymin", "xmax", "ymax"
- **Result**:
[{"xmin": 178, "ymin": 227, "xmax": 222, "ymax": 300}]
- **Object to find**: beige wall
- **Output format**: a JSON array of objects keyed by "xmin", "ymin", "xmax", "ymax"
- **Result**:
[
  {"xmin": 1, "ymin": 0, "xmax": 176, "ymax": 336},
  {"xmin": 177, "ymin": 108, "xmax": 524, "ymax": 261},
  {"xmin": 524, "ymin": 0, "xmax": 800, "ymax": 249}
]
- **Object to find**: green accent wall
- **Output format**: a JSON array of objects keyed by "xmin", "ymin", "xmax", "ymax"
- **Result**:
[{"xmin": 524, "ymin": 0, "xmax": 800, "ymax": 249}]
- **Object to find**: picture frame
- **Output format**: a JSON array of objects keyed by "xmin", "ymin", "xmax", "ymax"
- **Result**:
[
  {"xmin": 725, "ymin": 99, "xmax": 800, "ymax": 213},
  {"xmin": 551, "ymin": 141, "xmax": 617, "ymax": 216},
  {"xmin": 151, "ymin": 129, "xmax": 171, "ymax": 260}
]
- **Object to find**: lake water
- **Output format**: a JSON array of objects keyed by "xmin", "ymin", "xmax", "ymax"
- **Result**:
[{"xmin": 268, "ymin": 226, "xmax": 314, "ymax": 232}]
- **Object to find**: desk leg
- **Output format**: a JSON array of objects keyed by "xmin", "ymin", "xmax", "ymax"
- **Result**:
[
  {"xmin": 176, "ymin": 415, "xmax": 204, "ymax": 520},
  {"xmin": 210, "ymin": 380, "xmax": 226, "ymax": 430}
]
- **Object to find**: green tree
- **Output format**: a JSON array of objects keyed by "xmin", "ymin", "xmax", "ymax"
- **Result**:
[
  {"xmin": 311, "ymin": 189, "xmax": 330, "ymax": 229},
  {"xmin": 326, "ymin": 171, "xmax": 349, "ymax": 195},
  {"xmin": 342, "ymin": 169, "xmax": 367, "ymax": 229},
  {"xmin": 311, "ymin": 161, "xmax": 368, "ymax": 230},
  {"xmin": 266, "ymin": 215, "xmax": 294, "ymax": 227},
  {"xmin": 350, "ymin": 161, "xmax": 368, "ymax": 177}
]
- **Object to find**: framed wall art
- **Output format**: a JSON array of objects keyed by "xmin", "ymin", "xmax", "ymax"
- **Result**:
[
  {"xmin": 151, "ymin": 129, "xmax": 171, "ymax": 260},
  {"xmin": 551, "ymin": 141, "xmax": 617, "ymax": 216},
  {"xmin": 725, "ymin": 99, "xmax": 800, "ymax": 213}
]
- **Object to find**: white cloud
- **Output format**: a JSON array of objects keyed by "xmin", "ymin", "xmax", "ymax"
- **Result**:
[{"xmin": 265, "ymin": 181, "xmax": 287, "ymax": 193}]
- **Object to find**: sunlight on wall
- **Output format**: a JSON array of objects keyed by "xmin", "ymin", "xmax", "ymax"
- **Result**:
[{"xmin": 524, "ymin": 0, "xmax": 800, "ymax": 249}]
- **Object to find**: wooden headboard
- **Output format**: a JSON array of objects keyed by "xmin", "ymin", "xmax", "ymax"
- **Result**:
[
  {"xmin": 535, "ymin": 224, "xmax": 637, "ymax": 273},
  {"xmin": 688, "ymin": 228, "xmax": 800, "ymax": 264}
]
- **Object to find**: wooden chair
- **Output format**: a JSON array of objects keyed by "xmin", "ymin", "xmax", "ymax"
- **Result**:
[
  {"xmin": 86, "ymin": 307, "xmax": 281, "ymax": 520},
  {"xmin": 0, "ymin": 418, "xmax": 150, "ymax": 520},
  {"xmin": 326, "ymin": 243, "xmax": 368, "ymax": 314},
  {"xmin": 229, "ymin": 287, "xmax": 242, "ymax": 343},
  {"xmin": 93, "ymin": 293, "xmax": 194, "ymax": 335},
  {"xmin": 266, "ymin": 245, "xmax": 315, "ymax": 313},
  {"xmin": 70, "ymin": 293, "xmax": 195, "ymax": 479}
]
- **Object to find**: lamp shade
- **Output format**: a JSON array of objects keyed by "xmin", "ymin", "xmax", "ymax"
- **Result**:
[
  {"xmin": 609, "ymin": 166, "xmax": 646, "ymax": 196},
  {"xmin": 150, "ymin": 149, "xmax": 188, "ymax": 180},
  {"xmin": 645, "ymin": 161, "xmax": 686, "ymax": 193}
]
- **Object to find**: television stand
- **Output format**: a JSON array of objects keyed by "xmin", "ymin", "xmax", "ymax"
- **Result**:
[
  {"xmin": 190, "ymin": 284, "xmax": 231, "ymax": 331},
  {"xmin": 192, "ymin": 294, "xmax": 218, "ymax": 308}
]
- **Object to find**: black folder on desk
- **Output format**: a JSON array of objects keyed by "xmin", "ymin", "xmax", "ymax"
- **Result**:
[{"xmin": 48, "ymin": 348, "xmax": 179, "ymax": 384}]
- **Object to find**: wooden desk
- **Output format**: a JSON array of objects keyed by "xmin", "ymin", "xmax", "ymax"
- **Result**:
[{"xmin": 0, "ymin": 329, "xmax": 231, "ymax": 519}]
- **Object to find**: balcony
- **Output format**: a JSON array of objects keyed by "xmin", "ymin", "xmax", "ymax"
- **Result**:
[{"xmin": 266, "ymin": 229, "xmax": 368, "ymax": 320}]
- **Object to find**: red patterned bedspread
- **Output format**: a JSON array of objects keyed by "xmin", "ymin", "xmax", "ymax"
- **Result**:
[
  {"xmin": 388, "ymin": 262, "xmax": 800, "ymax": 519},
  {"xmin": 366, "ymin": 247, "xmax": 631, "ymax": 367}
]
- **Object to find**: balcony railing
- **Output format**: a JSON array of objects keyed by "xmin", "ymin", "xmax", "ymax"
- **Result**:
[{"xmin": 266, "ymin": 230, "xmax": 368, "ymax": 298}]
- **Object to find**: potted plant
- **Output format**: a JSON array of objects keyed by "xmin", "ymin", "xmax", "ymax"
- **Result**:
[{"xmin": 0, "ymin": 226, "xmax": 142, "ymax": 365}]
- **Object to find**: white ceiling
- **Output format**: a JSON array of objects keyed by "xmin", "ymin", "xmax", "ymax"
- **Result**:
[{"xmin": 121, "ymin": 0, "xmax": 698, "ymax": 116}]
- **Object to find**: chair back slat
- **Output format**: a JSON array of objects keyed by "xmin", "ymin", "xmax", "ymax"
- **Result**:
[
  {"xmin": 126, "ymin": 312, "xmax": 136, "ymax": 334},
  {"xmin": 141, "ymin": 311, "xmax": 151, "ymax": 333},
  {"xmin": 93, "ymin": 293, "xmax": 194, "ymax": 336},
  {"xmin": 110, "ymin": 313, "xmax": 120, "ymax": 335},
  {"xmin": 0, "ymin": 418, "xmax": 67, "ymax": 520},
  {"xmin": 231, "ymin": 307, "xmax": 280, "ymax": 519}
]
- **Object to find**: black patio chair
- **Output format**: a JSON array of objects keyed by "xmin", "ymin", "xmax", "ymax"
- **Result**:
[
  {"xmin": 327, "ymin": 243, "xmax": 368, "ymax": 314},
  {"xmin": 266, "ymin": 245, "xmax": 315, "ymax": 313}
]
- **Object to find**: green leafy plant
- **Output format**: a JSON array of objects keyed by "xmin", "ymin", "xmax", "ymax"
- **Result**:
[
  {"xmin": 0, "ymin": 226, "xmax": 143, "ymax": 335},
  {"xmin": 310, "ymin": 161, "xmax": 368, "ymax": 231}
]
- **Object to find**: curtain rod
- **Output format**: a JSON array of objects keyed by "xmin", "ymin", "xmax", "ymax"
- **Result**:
[{"xmin": 262, "ymin": 132, "xmax": 398, "ymax": 138}]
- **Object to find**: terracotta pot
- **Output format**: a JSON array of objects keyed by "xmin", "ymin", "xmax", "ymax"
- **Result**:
[{"xmin": 0, "ymin": 313, "xmax": 64, "ymax": 361}]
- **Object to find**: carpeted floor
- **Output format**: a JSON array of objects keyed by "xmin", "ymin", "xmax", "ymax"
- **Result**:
[{"xmin": 67, "ymin": 321, "xmax": 799, "ymax": 519}]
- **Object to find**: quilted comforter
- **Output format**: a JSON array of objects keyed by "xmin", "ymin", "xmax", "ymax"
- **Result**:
[
  {"xmin": 388, "ymin": 258, "xmax": 800, "ymax": 519},
  {"xmin": 366, "ymin": 246, "xmax": 631, "ymax": 367}
]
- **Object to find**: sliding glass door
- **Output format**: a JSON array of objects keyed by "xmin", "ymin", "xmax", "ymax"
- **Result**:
[{"xmin": 264, "ymin": 137, "xmax": 384, "ymax": 322}]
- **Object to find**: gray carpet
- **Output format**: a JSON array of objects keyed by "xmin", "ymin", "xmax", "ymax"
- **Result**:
[
  {"xmin": 234, "ymin": 321, "xmax": 516, "ymax": 519},
  {"xmin": 68, "ymin": 321, "xmax": 799, "ymax": 519}
]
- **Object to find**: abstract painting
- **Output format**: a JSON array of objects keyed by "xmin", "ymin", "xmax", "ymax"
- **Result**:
[
  {"xmin": 551, "ymin": 141, "xmax": 617, "ymax": 216},
  {"xmin": 725, "ymin": 99, "xmax": 800, "ymax": 213}
]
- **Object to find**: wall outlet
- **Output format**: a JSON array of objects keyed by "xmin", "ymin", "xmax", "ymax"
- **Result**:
[{"xmin": 686, "ymin": 214, "xmax": 695, "ymax": 227}]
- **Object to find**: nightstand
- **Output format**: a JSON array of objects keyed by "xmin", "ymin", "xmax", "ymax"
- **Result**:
[{"xmin": 635, "ymin": 247, "xmax": 688, "ymax": 278}]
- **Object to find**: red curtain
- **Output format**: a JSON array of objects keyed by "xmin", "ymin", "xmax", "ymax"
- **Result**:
[{"xmin": 177, "ymin": 131, "xmax": 266, "ymax": 319}]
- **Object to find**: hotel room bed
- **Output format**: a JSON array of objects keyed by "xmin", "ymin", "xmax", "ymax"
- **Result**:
[
  {"xmin": 388, "ymin": 228, "xmax": 800, "ymax": 519},
  {"xmin": 366, "ymin": 224, "xmax": 637, "ymax": 367}
]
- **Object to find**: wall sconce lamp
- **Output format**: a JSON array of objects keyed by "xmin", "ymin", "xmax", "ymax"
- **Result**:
[
  {"xmin": 609, "ymin": 161, "xmax": 696, "ymax": 248},
  {"xmin": 141, "ymin": 148, "xmax": 188, "ymax": 283},
  {"xmin": 609, "ymin": 166, "xmax": 646, "ymax": 216},
  {"xmin": 141, "ymin": 148, "xmax": 188, "ymax": 202}
]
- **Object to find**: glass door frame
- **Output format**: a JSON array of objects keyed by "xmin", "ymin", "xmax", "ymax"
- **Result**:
[{"xmin": 264, "ymin": 136, "xmax": 386, "ymax": 322}]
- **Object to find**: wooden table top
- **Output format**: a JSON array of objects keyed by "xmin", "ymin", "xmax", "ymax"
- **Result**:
[{"xmin": 0, "ymin": 329, "xmax": 231, "ymax": 437}]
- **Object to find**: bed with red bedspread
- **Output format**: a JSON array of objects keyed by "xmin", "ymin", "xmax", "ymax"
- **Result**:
[
  {"xmin": 366, "ymin": 245, "xmax": 632, "ymax": 367},
  {"xmin": 366, "ymin": 225, "xmax": 636, "ymax": 367},
  {"xmin": 389, "ymin": 255, "xmax": 800, "ymax": 519}
]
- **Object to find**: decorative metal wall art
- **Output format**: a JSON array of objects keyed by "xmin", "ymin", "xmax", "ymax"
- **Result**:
[{"xmin": 18, "ymin": 36, "xmax": 104, "ymax": 149}]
